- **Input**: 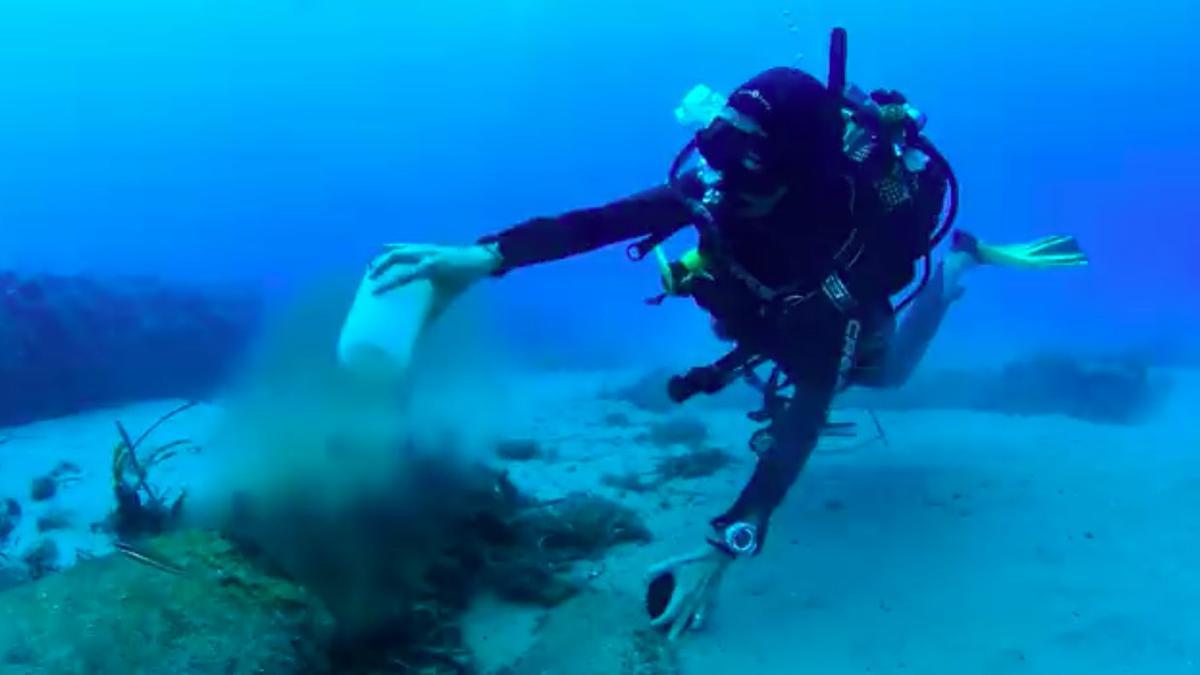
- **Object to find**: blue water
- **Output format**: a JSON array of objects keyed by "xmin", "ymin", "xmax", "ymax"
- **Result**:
[
  {"xmin": 1, "ymin": 3, "xmax": 1198, "ymax": 672},
  {"xmin": 1, "ymin": 0, "xmax": 1196, "ymax": 367}
]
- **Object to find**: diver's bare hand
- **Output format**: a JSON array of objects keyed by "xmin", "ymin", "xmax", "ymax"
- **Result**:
[
  {"xmin": 645, "ymin": 544, "xmax": 733, "ymax": 641},
  {"xmin": 368, "ymin": 243, "xmax": 502, "ymax": 296}
]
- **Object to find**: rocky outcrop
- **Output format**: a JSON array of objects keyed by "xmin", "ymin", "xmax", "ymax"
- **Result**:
[
  {"xmin": 844, "ymin": 352, "xmax": 1171, "ymax": 425},
  {"xmin": 0, "ymin": 530, "xmax": 335, "ymax": 675},
  {"xmin": 0, "ymin": 273, "xmax": 261, "ymax": 427}
]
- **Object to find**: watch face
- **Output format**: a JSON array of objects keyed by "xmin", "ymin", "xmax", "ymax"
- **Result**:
[
  {"xmin": 750, "ymin": 429, "xmax": 775, "ymax": 455},
  {"xmin": 726, "ymin": 523, "xmax": 758, "ymax": 555}
]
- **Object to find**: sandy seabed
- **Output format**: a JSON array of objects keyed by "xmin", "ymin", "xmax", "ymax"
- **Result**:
[{"xmin": 2, "ymin": 369, "xmax": 1197, "ymax": 674}]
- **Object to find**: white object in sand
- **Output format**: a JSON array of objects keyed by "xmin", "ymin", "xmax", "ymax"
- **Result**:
[{"xmin": 337, "ymin": 262, "xmax": 435, "ymax": 380}]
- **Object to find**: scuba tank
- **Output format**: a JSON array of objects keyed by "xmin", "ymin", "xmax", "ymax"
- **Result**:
[{"xmin": 828, "ymin": 26, "xmax": 960, "ymax": 309}]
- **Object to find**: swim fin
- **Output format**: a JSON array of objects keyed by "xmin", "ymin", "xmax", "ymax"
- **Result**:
[{"xmin": 952, "ymin": 230, "xmax": 1089, "ymax": 269}]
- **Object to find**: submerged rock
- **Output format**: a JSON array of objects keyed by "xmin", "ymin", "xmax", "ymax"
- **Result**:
[
  {"xmin": 21, "ymin": 540, "xmax": 59, "ymax": 581},
  {"xmin": 988, "ymin": 353, "xmax": 1168, "ymax": 424},
  {"xmin": 842, "ymin": 351, "xmax": 1172, "ymax": 425},
  {"xmin": 603, "ymin": 411, "xmax": 633, "ymax": 428},
  {"xmin": 0, "ymin": 273, "xmax": 262, "ymax": 428},
  {"xmin": 28, "ymin": 476, "xmax": 56, "ymax": 502},
  {"xmin": 496, "ymin": 438, "xmax": 545, "ymax": 462},
  {"xmin": 0, "ymin": 500, "xmax": 19, "ymax": 543},
  {"xmin": 605, "ymin": 369, "xmax": 676, "ymax": 414},
  {"xmin": 646, "ymin": 416, "xmax": 709, "ymax": 450},
  {"xmin": 0, "ymin": 529, "xmax": 335, "ymax": 675},
  {"xmin": 34, "ymin": 509, "xmax": 73, "ymax": 533}
]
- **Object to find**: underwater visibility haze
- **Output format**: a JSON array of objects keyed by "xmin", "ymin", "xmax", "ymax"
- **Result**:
[
  {"xmin": 0, "ymin": 0, "xmax": 1197, "ymax": 673},
  {"xmin": 1, "ymin": 0, "xmax": 1197, "ymax": 365}
]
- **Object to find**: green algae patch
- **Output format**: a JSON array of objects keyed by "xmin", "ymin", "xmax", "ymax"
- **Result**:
[{"xmin": 0, "ymin": 529, "xmax": 335, "ymax": 675}]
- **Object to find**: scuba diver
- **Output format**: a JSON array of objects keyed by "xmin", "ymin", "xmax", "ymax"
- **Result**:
[{"xmin": 367, "ymin": 29, "xmax": 1086, "ymax": 640}]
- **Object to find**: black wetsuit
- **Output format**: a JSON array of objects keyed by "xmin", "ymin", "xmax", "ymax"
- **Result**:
[{"xmin": 480, "ymin": 159, "xmax": 947, "ymax": 548}]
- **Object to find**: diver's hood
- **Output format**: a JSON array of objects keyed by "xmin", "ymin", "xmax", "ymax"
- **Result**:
[{"xmin": 695, "ymin": 67, "xmax": 845, "ymax": 180}]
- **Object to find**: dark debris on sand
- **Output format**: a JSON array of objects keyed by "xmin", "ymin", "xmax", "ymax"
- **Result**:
[
  {"xmin": 223, "ymin": 454, "xmax": 652, "ymax": 674},
  {"xmin": 28, "ymin": 476, "xmax": 57, "ymax": 502},
  {"xmin": 503, "ymin": 589, "xmax": 679, "ymax": 675},
  {"xmin": 603, "ymin": 447, "xmax": 738, "ymax": 495},
  {"xmin": 0, "ymin": 499, "xmax": 19, "ymax": 543},
  {"xmin": 34, "ymin": 509, "xmax": 73, "ymax": 533},
  {"xmin": 602, "ymin": 471, "xmax": 659, "ymax": 494},
  {"xmin": 21, "ymin": 539, "xmax": 59, "ymax": 581},
  {"xmin": 653, "ymin": 447, "xmax": 734, "ymax": 481},
  {"xmin": 29, "ymin": 461, "xmax": 84, "ymax": 502},
  {"xmin": 603, "ymin": 411, "xmax": 633, "ymax": 428},
  {"xmin": 644, "ymin": 415, "xmax": 709, "ymax": 450},
  {"xmin": 495, "ymin": 438, "xmax": 545, "ymax": 462},
  {"xmin": 513, "ymin": 493, "xmax": 652, "ymax": 560},
  {"xmin": 0, "ymin": 390, "xmax": 659, "ymax": 675},
  {"xmin": 0, "ymin": 459, "xmax": 653, "ymax": 675}
]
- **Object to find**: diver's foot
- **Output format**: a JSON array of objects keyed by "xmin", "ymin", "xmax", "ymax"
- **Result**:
[
  {"xmin": 950, "ymin": 230, "xmax": 984, "ymax": 264},
  {"xmin": 942, "ymin": 230, "xmax": 982, "ymax": 297}
]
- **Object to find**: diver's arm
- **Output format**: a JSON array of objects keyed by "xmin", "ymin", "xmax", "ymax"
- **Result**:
[
  {"xmin": 369, "ymin": 178, "xmax": 699, "ymax": 295},
  {"xmin": 709, "ymin": 377, "xmax": 832, "ymax": 554},
  {"xmin": 478, "ymin": 175, "xmax": 704, "ymax": 274}
]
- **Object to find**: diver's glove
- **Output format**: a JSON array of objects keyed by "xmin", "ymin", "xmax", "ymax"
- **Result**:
[
  {"xmin": 367, "ymin": 243, "xmax": 504, "ymax": 296},
  {"xmin": 644, "ymin": 523, "xmax": 756, "ymax": 640}
]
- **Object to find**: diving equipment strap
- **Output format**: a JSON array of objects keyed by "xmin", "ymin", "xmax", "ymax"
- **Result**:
[{"xmin": 708, "ymin": 225, "xmax": 864, "ymax": 314}]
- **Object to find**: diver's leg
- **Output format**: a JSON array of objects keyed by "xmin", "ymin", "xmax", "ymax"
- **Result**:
[
  {"xmin": 876, "ymin": 229, "xmax": 1088, "ymax": 388},
  {"xmin": 875, "ymin": 248, "xmax": 977, "ymax": 388}
]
